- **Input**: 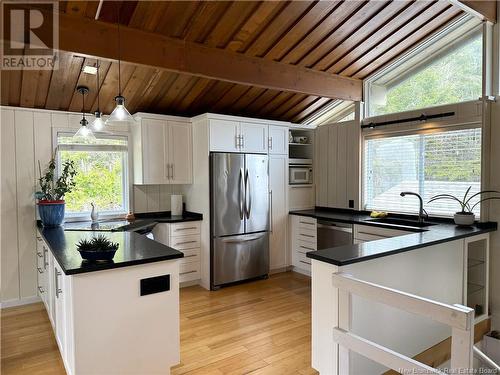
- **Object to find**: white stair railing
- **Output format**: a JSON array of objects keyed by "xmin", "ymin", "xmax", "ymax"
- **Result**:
[{"xmin": 332, "ymin": 272, "xmax": 475, "ymax": 375}]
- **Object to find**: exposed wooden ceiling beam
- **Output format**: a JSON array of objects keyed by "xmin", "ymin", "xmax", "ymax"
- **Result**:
[
  {"xmin": 51, "ymin": 11, "xmax": 362, "ymax": 101},
  {"xmin": 450, "ymin": 1, "xmax": 496, "ymax": 23}
]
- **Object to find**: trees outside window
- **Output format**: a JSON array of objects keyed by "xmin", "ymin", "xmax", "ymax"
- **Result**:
[
  {"xmin": 57, "ymin": 134, "xmax": 128, "ymax": 216},
  {"xmin": 368, "ymin": 33, "xmax": 482, "ymax": 116}
]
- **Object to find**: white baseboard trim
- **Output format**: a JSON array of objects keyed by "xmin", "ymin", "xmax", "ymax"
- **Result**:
[
  {"xmin": 1, "ymin": 295, "xmax": 41, "ymax": 309},
  {"xmin": 180, "ymin": 280, "xmax": 200, "ymax": 288}
]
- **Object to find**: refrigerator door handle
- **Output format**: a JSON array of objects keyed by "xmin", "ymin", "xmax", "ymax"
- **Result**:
[
  {"xmin": 239, "ymin": 168, "xmax": 244, "ymax": 220},
  {"xmin": 244, "ymin": 169, "xmax": 251, "ymax": 219},
  {"xmin": 220, "ymin": 234, "xmax": 265, "ymax": 243}
]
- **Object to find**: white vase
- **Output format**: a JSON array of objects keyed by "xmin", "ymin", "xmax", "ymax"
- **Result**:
[
  {"xmin": 90, "ymin": 203, "xmax": 99, "ymax": 222},
  {"xmin": 454, "ymin": 212, "xmax": 475, "ymax": 226}
]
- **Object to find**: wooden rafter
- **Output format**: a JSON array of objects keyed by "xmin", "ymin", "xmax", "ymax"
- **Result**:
[{"xmin": 50, "ymin": 11, "xmax": 362, "ymax": 101}]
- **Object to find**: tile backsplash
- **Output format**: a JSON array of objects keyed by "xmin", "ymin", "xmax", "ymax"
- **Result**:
[{"xmin": 133, "ymin": 185, "xmax": 188, "ymax": 213}]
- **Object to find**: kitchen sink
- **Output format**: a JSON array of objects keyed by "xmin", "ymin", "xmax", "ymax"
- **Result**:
[{"xmin": 364, "ymin": 218, "xmax": 437, "ymax": 228}]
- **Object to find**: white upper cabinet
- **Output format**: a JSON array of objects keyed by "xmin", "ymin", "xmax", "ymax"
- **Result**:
[
  {"xmin": 209, "ymin": 118, "xmax": 240, "ymax": 152},
  {"xmin": 144, "ymin": 119, "xmax": 167, "ymax": 184},
  {"xmin": 240, "ymin": 122, "xmax": 268, "ymax": 153},
  {"xmin": 208, "ymin": 116, "xmax": 289, "ymax": 154},
  {"xmin": 133, "ymin": 114, "xmax": 192, "ymax": 185},
  {"xmin": 167, "ymin": 121, "xmax": 193, "ymax": 184},
  {"xmin": 268, "ymin": 126, "xmax": 288, "ymax": 155}
]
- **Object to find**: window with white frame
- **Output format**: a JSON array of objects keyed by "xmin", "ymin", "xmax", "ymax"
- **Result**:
[
  {"xmin": 57, "ymin": 132, "xmax": 129, "ymax": 217},
  {"xmin": 366, "ymin": 17, "xmax": 482, "ymax": 117},
  {"xmin": 363, "ymin": 127, "xmax": 481, "ymax": 216}
]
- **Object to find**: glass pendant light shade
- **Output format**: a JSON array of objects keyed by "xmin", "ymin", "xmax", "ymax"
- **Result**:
[
  {"xmin": 106, "ymin": 95, "xmax": 134, "ymax": 124},
  {"xmin": 91, "ymin": 111, "xmax": 105, "ymax": 131},
  {"xmin": 73, "ymin": 85, "xmax": 95, "ymax": 140},
  {"xmin": 75, "ymin": 118, "xmax": 96, "ymax": 140}
]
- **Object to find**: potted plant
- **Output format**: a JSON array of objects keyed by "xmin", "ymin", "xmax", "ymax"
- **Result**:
[
  {"xmin": 428, "ymin": 186, "xmax": 500, "ymax": 226},
  {"xmin": 36, "ymin": 157, "xmax": 77, "ymax": 227},
  {"xmin": 76, "ymin": 235, "xmax": 119, "ymax": 261}
]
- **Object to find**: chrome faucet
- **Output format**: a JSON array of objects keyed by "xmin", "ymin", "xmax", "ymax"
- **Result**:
[{"xmin": 400, "ymin": 192, "xmax": 426, "ymax": 224}]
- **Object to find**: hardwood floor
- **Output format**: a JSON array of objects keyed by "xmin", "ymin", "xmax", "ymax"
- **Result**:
[{"xmin": 1, "ymin": 271, "xmax": 317, "ymax": 375}]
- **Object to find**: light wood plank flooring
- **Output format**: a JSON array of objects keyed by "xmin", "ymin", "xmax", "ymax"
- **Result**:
[{"xmin": 2, "ymin": 271, "xmax": 317, "ymax": 375}]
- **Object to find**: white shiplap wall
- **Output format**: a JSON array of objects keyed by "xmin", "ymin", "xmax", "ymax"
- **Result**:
[{"xmin": 0, "ymin": 106, "xmax": 193, "ymax": 306}]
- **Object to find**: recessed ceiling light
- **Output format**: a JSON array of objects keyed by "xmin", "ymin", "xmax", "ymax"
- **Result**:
[{"xmin": 82, "ymin": 65, "xmax": 97, "ymax": 75}]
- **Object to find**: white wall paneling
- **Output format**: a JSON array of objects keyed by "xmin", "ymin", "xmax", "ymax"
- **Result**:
[{"xmin": 1, "ymin": 108, "xmax": 20, "ymax": 301}]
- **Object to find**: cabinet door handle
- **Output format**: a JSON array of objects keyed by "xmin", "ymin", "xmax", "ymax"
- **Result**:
[
  {"xmin": 38, "ymin": 286, "xmax": 45, "ymax": 294},
  {"xmin": 175, "ymin": 240, "xmax": 198, "ymax": 245},
  {"xmin": 55, "ymin": 269, "xmax": 62, "ymax": 298},
  {"xmin": 300, "ymin": 233, "xmax": 315, "ymax": 238},
  {"xmin": 37, "ymin": 252, "xmax": 43, "ymax": 258},
  {"xmin": 268, "ymin": 137, "xmax": 273, "ymax": 150},
  {"xmin": 241, "ymin": 135, "xmax": 244, "ymax": 148},
  {"xmin": 175, "ymin": 227, "xmax": 197, "ymax": 231},
  {"xmin": 180, "ymin": 270, "xmax": 197, "ymax": 276},
  {"xmin": 43, "ymin": 248, "xmax": 48, "ymax": 269},
  {"xmin": 37, "ymin": 267, "xmax": 44, "ymax": 274},
  {"xmin": 235, "ymin": 135, "xmax": 240, "ymax": 149},
  {"xmin": 269, "ymin": 190, "xmax": 273, "ymax": 233},
  {"xmin": 171, "ymin": 164, "xmax": 174, "ymax": 180}
]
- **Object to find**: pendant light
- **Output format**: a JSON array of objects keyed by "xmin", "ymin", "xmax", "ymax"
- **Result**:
[
  {"xmin": 90, "ymin": 61, "xmax": 105, "ymax": 131},
  {"xmin": 106, "ymin": 5, "xmax": 134, "ymax": 125},
  {"xmin": 74, "ymin": 86, "xmax": 96, "ymax": 140}
]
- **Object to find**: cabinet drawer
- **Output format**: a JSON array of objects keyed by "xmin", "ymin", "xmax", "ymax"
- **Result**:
[
  {"xmin": 179, "ymin": 248, "xmax": 200, "ymax": 264},
  {"xmin": 297, "ymin": 252, "xmax": 311, "ymax": 267},
  {"xmin": 297, "ymin": 216, "xmax": 317, "ymax": 227},
  {"xmin": 170, "ymin": 234, "xmax": 200, "ymax": 250},
  {"xmin": 170, "ymin": 222, "xmax": 201, "ymax": 236},
  {"xmin": 296, "ymin": 240, "xmax": 316, "ymax": 253},
  {"xmin": 296, "ymin": 228, "xmax": 316, "ymax": 244},
  {"xmin": 179, "ymin": 262, "xmax": 200, "ymax": 282}
]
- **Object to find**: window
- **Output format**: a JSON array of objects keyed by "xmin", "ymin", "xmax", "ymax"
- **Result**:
[
  {"xmin": 366, "ymin": 18, "xmax": 482, "ymax": 117},
  {"xmin": 57, "ymin": 133, "xmax": 129, "ymax": 217},
  {"xmin": 303, "ymin": 100, "xmax": 355, "ymax": 126},
  {"xmin": 363, "ymin": 128, "xmax": 481, "ymax": 216}
]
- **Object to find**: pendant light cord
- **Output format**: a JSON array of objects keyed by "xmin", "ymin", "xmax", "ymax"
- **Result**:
[
  {"xmin": 117, "ymin": 4, "xmax": 122, "ymax": 96},
  {"xmin": 96, "ymin": 59, "xmax": 100, "ymax": 112},
  {"xmin": 82, "ymin": 89, "xmax": 86, "ymax": 120}
]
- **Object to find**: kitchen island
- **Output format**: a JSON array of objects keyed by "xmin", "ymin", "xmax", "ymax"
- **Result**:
[
  {"xmin": 36, "ymin": 225, "xmax": 183, "ymax": 375},
  {"xmin": 290, "ymin": 208, "xmax": 496, "ymax": 374}
]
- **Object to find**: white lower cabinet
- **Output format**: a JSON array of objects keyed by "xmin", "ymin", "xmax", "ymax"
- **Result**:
[
  {"xmin": 36, "ymin": 229, "xmax": 181, "ymax": 375},
  {"xmin": 54, "ymin": 260, "xmax": 67, "ymax": 359},
  {"xmin": 290, "ymin": 215, "xmax": 317, "ymax": 275},
  {"xmin": 269, "ymin": 155, "xmax": 288, "ymax": 271},
  {"xmin": 153, "ymin": 221, "xmax": 202, "ymax": 284}
]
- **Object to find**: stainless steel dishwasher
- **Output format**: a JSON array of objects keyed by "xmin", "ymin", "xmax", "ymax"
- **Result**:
[{"xmin": 317, "ymin": 220, "xmax": 353, "ymax": 250}]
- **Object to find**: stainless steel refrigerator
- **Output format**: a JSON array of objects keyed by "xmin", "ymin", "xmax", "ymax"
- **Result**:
[{"xmin": 210, "ymin": 152, "xmax": 269, "ymax": 289}]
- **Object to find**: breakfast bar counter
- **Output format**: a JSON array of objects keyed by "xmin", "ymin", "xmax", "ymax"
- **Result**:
[{"xmin": 36, "ymin": 225, "xmax": 182, "ymax": 375}]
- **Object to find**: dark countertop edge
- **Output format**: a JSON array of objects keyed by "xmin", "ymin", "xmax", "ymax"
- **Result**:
[
  {"xmin": 36, "ymin": 224, "xmax": 184, "ymax": 275},
  {"xmin": 306, "ymin": 225, "xmax": 497, "ymax": 267},
  {"xmin": 134, "ymin": 210, "xmax": 203, "ymax": 221},
  {"xmin": 289, "ymin": 208, "xmax": 453, "ymax": 232},
  {"xmin": 62, "ymin": 254, "xmax": 184, "ymax": 275}
]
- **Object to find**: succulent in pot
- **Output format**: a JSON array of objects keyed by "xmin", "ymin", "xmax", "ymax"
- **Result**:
[
  {"xmin": 36, "ymin": 157, "xmax": 77, "ymax": 227},
  {"xmin": 428, "ymin": 186, "xmax": 500, "ymax": 226},
  {"xmin": 76, "ymin": 235, "xmax": 119, "ymax": 261}
]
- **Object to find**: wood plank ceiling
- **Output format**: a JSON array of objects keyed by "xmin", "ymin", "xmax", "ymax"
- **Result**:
[{"xmin": 0, "ymin": 1, "xmax": 465, "ymax": 123}]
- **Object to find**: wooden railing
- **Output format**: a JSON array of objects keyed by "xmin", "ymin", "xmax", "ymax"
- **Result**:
[{"xmin": 332, "ymin": 272, "xmax": 475, "ymax": 374}]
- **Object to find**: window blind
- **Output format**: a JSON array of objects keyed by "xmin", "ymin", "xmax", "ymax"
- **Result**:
[{"xmin": 363, "ymin": 128, "xmax": 481, "ymax": 216}]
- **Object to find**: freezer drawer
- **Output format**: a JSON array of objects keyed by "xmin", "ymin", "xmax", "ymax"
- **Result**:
[{"xmin": 212, "ymin": 232, "xmax": 269, "ymax": 287}]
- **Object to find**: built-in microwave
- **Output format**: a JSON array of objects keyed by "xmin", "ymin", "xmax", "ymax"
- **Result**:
[{"xmin": 289, "ymin": 165, "xmax": 313, "ymax": 185}]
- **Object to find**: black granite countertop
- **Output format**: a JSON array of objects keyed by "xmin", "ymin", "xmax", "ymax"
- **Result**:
[
  {"xmin": 290, "ymin": 208, "xmax": 497, "ymax": 266},
  {"xmin": 62, "ymin": 211, "xmax": 203, "ymax": 232},
  {"xmin": 38, "ymin": 225, "xmax": 184, "ymax": 275}
]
